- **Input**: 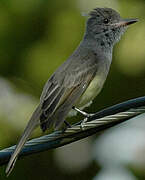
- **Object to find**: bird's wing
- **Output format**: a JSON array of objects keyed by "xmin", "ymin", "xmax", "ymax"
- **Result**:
[{"xmin": 40, "ymin": 57, "xmax": 98, "ymax": 131}]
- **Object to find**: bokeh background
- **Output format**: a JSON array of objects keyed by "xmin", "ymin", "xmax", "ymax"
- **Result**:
[{"xmin": 0, "ymin": 0, "xmax": 145, "ymax": 179}]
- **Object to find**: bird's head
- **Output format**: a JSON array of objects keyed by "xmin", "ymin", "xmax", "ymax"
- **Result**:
[{"xmin": 86, "ymin": 8, "xmax": 138, "ymax": 47}]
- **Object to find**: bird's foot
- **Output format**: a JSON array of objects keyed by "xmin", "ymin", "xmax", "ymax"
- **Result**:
[
  {"xmin": 80, "ymin": 117, "xmax": 88, "ymax": 130},
  {"xmin": 72, "ymin": 106, "xmax": 94, "ymax": 130}
]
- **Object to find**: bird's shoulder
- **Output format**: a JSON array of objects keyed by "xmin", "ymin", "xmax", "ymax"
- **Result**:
[{"xmin": 40, "ymin": 48, "xmax": 98, "ymax": 102}]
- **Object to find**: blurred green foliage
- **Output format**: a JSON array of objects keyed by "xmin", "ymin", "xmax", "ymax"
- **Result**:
[{"xmin": 0, "ymin": 0, "xmax": 145, "ymax": 179}]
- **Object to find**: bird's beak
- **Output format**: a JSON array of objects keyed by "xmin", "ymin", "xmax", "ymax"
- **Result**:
[{"xmin": 114, "ymin": 18, "xmax": 138, "ymax": 27}]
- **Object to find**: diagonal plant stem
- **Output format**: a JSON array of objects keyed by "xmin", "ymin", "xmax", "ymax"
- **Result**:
[{"xmin": 0, "ymin": 96, "xmax": 145, "ymax": 166}]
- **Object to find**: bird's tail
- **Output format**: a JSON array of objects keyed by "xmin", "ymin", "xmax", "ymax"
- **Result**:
[{"xmin": 5, "ymin": 105, "xmax": 41, "ymax": 176}]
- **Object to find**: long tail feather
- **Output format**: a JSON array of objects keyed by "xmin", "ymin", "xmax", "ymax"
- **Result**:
[{"xmin": 6, "ymin": 105, "xmax": 41, "ymax": 176}]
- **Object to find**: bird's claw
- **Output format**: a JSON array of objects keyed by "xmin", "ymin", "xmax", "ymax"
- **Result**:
[
  {"xmin": 80, "ymin": 113, "xmax": 95, "ymax": 130},
  {"xmin": 80, "ymin": 117, "xmax": 88, "ymax": 130}
]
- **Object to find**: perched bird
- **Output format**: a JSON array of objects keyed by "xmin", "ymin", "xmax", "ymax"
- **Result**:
[{"xmin": 6, "ymin": 7, "xmax": 138, "ymax": 175}]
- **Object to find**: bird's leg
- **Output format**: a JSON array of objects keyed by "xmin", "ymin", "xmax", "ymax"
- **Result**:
[
  {"xmin": 64, "ymin": 120, "xmax": 71, "ymax": 128},
  {"xmin": 72, "ymin": 106, "xmax": 94, "ymax": 130},
  {"xmin": 62, "ymin": 120, "xmax": 72, "ymax": 133},
  {"xmin": 72, "ymin": 106, "xmax": 94, "ymax": 117}
]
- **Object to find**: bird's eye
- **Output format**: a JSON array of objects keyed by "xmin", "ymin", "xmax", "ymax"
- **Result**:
[{"xmin": 104, "ymin": 19, "xmax": 109, "ymax": 24}]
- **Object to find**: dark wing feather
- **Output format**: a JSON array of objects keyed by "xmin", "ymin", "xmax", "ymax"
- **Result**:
[
  {"xmin": 40, "ymin": 65, "xmax": 97, "ymax": 131},
  {"xmin": 40, "ymin": 87, "xmax": 65, "ymax": 131},
  {"xmin": 42, "ymin": 86, "xmax": 63, "ymax": 111}
]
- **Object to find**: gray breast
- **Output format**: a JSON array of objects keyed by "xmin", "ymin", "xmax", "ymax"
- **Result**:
[{"xmin": 76, "ymin": 51, "xmax": 112, "ymax": 109}]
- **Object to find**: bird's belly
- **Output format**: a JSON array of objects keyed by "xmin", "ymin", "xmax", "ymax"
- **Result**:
[{"xmin": 76, "ymin": 74, "xmax": 104, "ymax": 109}]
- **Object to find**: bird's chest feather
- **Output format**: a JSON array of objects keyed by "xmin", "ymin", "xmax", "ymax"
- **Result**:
[{"xmin": 76, "ymin": 73, "xmax": 105, "ymax": 109}]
